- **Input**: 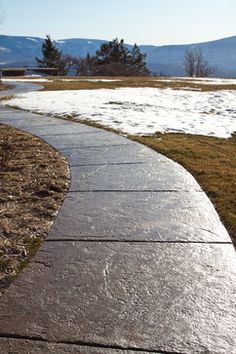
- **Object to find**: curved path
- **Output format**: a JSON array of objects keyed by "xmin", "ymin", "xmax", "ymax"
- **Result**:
[
  {"xmin": 0, "ymin": 83, "xmax": 236, "ymax": 353},
  {"xmin": 0, "ymin": 81, "xmax": 43, "ymax": 97}
]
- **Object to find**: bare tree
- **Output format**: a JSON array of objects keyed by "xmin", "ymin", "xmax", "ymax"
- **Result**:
[
  {"xmin": 184, "ymin": 48, "xmax": 214, "ymax": 77},
  {"xmin": 58, "ymin": 54, "xmax": 74, "ymax": 75},
  {"xmin": 184, "ymin": 49, "xmax": 196, "ymax": 77},
  {"xmin": 199, "ymin": 63, "xmax": 215, "ymax": 77},
  {"xmin": 70, "ymin": 57, "xmax": 81, "ymax": 76},
  {"xmin": 75, "ymin": 54, "xmax": 96, "ymax": 76},
  {"xmin": 195, "ymin": 49, "xmax": 203, "ymax": 77},
  {"xmin": 195, "ymin": 49, "xmax": 215, "ymax": 77},
  {"xmin": 57, "ymin": 54, "xmax": 96, "ymax": 76}
]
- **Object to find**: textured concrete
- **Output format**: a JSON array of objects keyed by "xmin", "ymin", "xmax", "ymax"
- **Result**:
[
  {"xmin": 48, "ymin": 191, "xmax": 230, "ymax": 242},
  {"xmin": 0, "ymin": 81, "xmax": 43, "ymax": 97},
  {"xmin": 0, "ymin": 105, "xmax": 67, "ymax": 127},
  {"xmin": 40, "ymin": 131, "xmax": 132, "ymax": 150},
  {"xmin": 61, "ymin": 143, "xmax": 168, "ymax": 166},
  {"xmin": 1, "ymin": 242, "xmax": 236, "ymax": 354},
  {"xmin": 0, "ymin": 338, "xmax": 163, "ymax": 354},
  {"xmin": 69, "ymin": 162, "xmax": 202, "ymax": 191},
  {"xmin": 20, "ymin": 122, "xmax": 101, "ymax": 136},
  {"xmin": 0, "ymin": 82, "xmax": 235, "ymax": 354}
]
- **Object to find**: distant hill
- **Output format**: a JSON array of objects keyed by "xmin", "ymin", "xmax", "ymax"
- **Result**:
[
  {"xmin": 0, "ymin": 34, "xmax": 236, "ymax": 77},
  {"xmin": 142, "ymin": 36, "xmax": 236, "ymax": 77},
  {"xmin": 0, "ymin": 35, "xmax": 106, "ymax": 67}
]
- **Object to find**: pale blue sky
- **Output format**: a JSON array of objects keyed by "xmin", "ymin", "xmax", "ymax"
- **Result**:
[{"xmin": 1, "ymin": 0, "xmax": 235, "ymax": 45}]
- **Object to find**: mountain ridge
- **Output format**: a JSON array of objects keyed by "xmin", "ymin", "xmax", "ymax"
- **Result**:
[{"xmin": 0, "ymin": 34, "xmax": 236, "ymax": 77}]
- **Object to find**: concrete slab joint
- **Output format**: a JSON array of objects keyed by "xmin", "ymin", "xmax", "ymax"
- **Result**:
[{"xmin": 0, "ymin": 82, "xmax": 235, "ymax": 354}]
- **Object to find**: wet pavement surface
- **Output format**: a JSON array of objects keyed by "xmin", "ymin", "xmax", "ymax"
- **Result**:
[{"xmin": 0, "ymin": 83, "xmax": 236, "ymax": 354}]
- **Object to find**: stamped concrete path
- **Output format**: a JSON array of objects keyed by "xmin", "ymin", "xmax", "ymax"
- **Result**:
[{"xmin": 0, "ymin": 83, "xmax": 236, "ymax": 354}]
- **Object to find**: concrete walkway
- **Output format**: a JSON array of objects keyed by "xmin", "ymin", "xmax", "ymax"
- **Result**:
[{"xmin": 0, "ymin": 83, "xmax": 236, "ymax": 354}]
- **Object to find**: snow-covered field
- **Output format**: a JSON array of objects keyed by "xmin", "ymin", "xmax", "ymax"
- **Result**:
[
  {"xmin": 158, "ymin": 77, "xmax": 236, "ymax": 85},
  {"xmin": 3, "ymin": 78, "xmax": 50, "ymax": 83},
  {"xmin": 60, "ymin": 79, "xmax": 122, "ymax": 82},
  {"xmin": 3, "ymin": 87, "xmax": 236, "ymax": 138}
]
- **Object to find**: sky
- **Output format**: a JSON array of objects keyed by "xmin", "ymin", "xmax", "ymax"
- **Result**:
[{"xmin": 1, "ymin": 0, "xmax": 235, "ymax": 46}]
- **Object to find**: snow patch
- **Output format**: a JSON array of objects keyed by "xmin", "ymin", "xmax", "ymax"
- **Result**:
[
  {"xmin": 3, "ymin": 87, "xmax": 236, "ymax": 138},
  {"xmin": 26, "ymin": 37, "xmax": 38, "ymax": 42},
  {"xmin": 2, "ymin": 78, "xmax": 50, "ymax": 83},
  {"xmin": 60, "ymin": 79, "xmax": 122, "ymax": 82},
  {"xmin": 158, "ymin": 77, "xmax": 236, "ymax": 86},
  {"xmin": 86, "ymin": 79, "xmax": 122, "ymax": 82},
  {"xmin": 0, "ymin": 47, "xmax": 10, "ymax": 52}
]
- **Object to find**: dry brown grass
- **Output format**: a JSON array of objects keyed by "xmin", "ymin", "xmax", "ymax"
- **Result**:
[
  {"xmin": 41, "ymin": 77, "xmax": 236, "ymax": 92},
  {"xmin": 0, "ymin": 84, "xmax": 13, "ymax": 91},
  {"xmin": 5, "ymin": 76, "xmax": 236, "ymax": 92},
  {"xmin": 0, "ymin": 124, "xmax": 70, "ymax": 294},
  {"xmin": 131, "ymin": 133, "xmax": 236, "ymax": 247}
]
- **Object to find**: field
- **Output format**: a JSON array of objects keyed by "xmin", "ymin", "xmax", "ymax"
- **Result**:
[
  {"xmin": 4, "ymin": 75, "xmax": 236, "ymax": 92},
  {"xmin": 1, "ymin": 76, "xmax": 236, "ymax": 249}
]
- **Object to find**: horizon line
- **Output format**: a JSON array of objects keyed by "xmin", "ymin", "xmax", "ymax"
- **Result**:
[{"xmin": 0, "ymin": 33, "xmax": 235, "ymax": 47}]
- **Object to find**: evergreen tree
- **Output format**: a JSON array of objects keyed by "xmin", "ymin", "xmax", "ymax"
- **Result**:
[
  {"xmin": 35, "ymin": 35, "xmax": 61, "ymax": 68},
  {"xmin": 91, "ymin": 38, "xmax": 150, "ymax": 76},
  {"xmin": 128, "ymin": 43, "xmax": 150, "ymax": 76},
  {"xmin": 95, "ymin": 38, "xmax": 129, "ymax": 65}
]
